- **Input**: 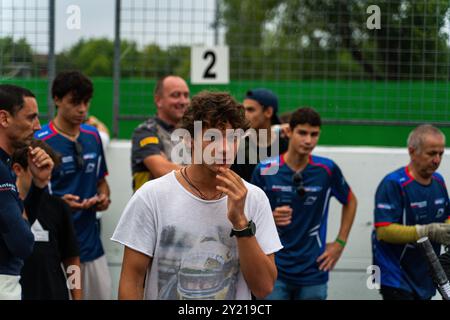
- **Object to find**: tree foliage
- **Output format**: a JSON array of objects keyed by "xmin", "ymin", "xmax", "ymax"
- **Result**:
[{"xmin": 221, "ymin": 0, "xmax": 450, "ymax": 80}]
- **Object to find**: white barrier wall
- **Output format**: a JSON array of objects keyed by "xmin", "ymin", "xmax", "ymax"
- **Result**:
[{"xmin": 100, "ymin": 141, "xmax": 450, "ymax": 299}]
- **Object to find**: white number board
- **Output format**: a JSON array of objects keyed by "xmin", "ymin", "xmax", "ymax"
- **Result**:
[{"xmin": 191, "ymin": 46, "xmax": 229, "ymax": 84}]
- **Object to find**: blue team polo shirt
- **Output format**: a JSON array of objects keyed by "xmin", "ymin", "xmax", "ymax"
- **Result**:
[
  {"xmin": 252, "ymin": 153, "xmax": 351, "ymax": 286},
  {"xmin": 0, "ymin": 148, "xmax": 34, "ymax": 275},
  {"xmin": 35, "ymin": 122, "xmax": 108, "ymax": 263},
  {"xmin": 373, "ymin": 166, "xmax": 450, "ymax": 299}
]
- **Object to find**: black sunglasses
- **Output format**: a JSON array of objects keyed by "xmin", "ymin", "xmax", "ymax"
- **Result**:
[
  {"xmin": 74, "ymin": 141, "xmax": 84, "ymax": 169},
  {"xmin": 292, "ymin": 171, "xmax": 306, "ymax": 197}
]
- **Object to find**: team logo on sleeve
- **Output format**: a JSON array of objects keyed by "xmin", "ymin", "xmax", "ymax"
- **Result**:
[
  {"xmin": 0, "ymin": 183, "xmax": 17, "ymax": 193},
  {"xmin": 140, "ymin": 136, "xmax": 159, "ymax": 147},
  {"xmin": 377, "ymin": 203, "xmax": 393, "ymax": 210}
]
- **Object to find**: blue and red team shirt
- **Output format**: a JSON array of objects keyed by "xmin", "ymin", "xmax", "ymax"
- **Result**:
[
  {"xmin": 35, "ymin": 122, "xmax": 108, "ymax": 263},
  {"xmin": 252, "ymin": 154, "xmax": 351, "ymax": 286},
  {"xmin": 373, "ymin": 166, "xmax": 450, "ymax": 299}
]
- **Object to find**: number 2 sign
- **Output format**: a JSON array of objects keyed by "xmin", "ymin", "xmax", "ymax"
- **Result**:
[{"xmin": 191, "ymin": 46, "xmax": 229, "ymax": 84}]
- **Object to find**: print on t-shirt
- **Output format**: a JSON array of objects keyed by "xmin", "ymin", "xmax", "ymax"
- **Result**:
[{"xmin": 157, "ymin": 226, "xmax": 239, "ymax": 300}]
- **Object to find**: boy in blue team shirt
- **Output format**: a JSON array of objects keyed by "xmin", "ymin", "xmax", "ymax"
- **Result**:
[
  {"xmin": 373, "ymin": 124, "xmax": 450, "ymax": 300},
  {"xmin": 35, "ymin": 71, "xmax": 111, "ymax": 300},
  {"xmin": 252, "ymin": 107, "xmax": 357, "ymax": 300}
]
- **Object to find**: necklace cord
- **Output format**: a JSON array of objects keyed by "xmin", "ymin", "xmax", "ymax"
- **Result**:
[
  {"xmin": 53, "ymin": 121, "xmax": 78, "ymax": 138},
  {"xmin": 180, "ymin": 167, "xmax": 223, "ymax": 200}
]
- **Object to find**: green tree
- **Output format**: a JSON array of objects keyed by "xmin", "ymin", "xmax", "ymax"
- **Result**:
[
  {"xmin": 221, "ymin": 0, "xmax": 450, "ymax": 80},
  {"xmin": 0, "ymin": 37, "xmax": 34, "ymax": 76}
]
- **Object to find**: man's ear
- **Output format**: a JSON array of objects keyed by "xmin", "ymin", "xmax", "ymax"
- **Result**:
[
  {"xmin": 0, "ymin": 110, "xmax": 10, "ymax": 128},
  {"xmin": 408, "ymin": 146, "xmax": 415, "ymax": 157},
  {"xmin": 286, "ymin": 126, "xmax": 293, "ymax": 139},
  {"xmin": 11, "ymin": 163, "xmax": 23, "ymax": 176},
  {"xmin": 264, "ymin": 106, "xmax": 274, "ymax": 119},
  {"xmin": 154, "ymin": 94, "xmax": 162, "ymax": 109}
]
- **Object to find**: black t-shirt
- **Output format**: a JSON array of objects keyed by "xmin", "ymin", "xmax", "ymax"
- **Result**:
[
  {"xmin": 439, "ymin": 250, "xmax": 450, "ymax": 280},
  {"xmin": 231, "ymin": 134, "xmax": 289, "ymax": 182},
  {"xmin": 20, "ymin": 192, "xmax": 79, "ymax": 300}
]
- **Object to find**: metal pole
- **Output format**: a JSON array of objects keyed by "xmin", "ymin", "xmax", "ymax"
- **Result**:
[
  {"xmin": 47, "ymin": 0, "xmax": 56, "ymax": 119},
  {"xmin": 112, "ymin": 0, "xmax": 121, "ymax": 138},
  {"xmin": 213, "ymin": 0, "xmax": 219, "ymax": 45}
]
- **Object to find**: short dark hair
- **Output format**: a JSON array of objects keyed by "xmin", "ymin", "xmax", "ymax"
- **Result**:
[
  {"xmin": 180, "ymin": 91, "xmax": 249, "ymax": 136},
  {"xmin": 12, "ymin": 139, "xmax": 61, "ymax": 169},
  {"xmin": 289, "ymin": 107, "xmax": 322, "ymax": 129},
  {"xmin": 52, "ymin": 71, "xmax": 93, "ymax": 105},
  {"xmin": 0, "ymin": 84, "xmax": 35, "ymax": 115}
]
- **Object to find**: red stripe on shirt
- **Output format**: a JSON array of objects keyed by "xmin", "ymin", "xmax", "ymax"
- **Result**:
[
  {"xmin": 309, "ymin": 155, "xmax": 332, "ymax": 176},
  {"xmin": 375, "ymin": 222, "xmax": 392, "ymax": 227}
]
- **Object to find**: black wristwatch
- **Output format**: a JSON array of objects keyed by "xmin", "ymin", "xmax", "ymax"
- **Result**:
[{"xmin": 230, "ymin": 220, "xmax": 256, "ymax": 238}]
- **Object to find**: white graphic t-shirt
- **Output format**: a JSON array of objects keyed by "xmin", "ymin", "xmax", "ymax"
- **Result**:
[{"xmin": 112, "ymin": 171, "xmax": 282, "ymax": 300}]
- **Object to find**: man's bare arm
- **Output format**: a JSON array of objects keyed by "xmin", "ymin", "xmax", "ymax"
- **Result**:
[
  {"xmin": 118, "ymin": 246, "xmax": 152, "ymax": 300},
  {"xmin": 143, "ymin": 155, "xmax": 182, "ymax": 179}
]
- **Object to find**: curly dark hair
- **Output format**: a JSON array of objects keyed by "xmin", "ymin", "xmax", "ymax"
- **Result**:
[
  {"xmin": 180, "ymin": 91, "xmax": 249, "ymax": 136},
  {"xmin": 52, "ymin": 70, "xmax": 93, "ymax": 105}
]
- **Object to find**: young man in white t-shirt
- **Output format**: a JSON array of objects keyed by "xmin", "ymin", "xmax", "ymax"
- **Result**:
[{"xmin": 112, "ymin": 91, "xmax": 282, "ymax": 300}]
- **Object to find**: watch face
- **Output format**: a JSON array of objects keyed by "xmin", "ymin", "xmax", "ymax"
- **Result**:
[{"xmin": 250, "ymin": 221, "xmax": 256, "ymax": 235}]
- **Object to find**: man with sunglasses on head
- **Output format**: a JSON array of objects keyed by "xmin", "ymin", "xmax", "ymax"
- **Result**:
[
  {"xmin": 35, "ymin": 71, "xmax": 111, "ymax": 300},
  {"xmin": 251, "ymin": 107, "xmax": 357, "ymax": 300}
]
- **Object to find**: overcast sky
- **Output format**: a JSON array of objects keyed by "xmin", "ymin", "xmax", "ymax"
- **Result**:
[
  {"xmin": 55, "ymin": 0, "xmax": 114, "ymax": 52},
  {"xmin": 0, "ymin": 0, "xmax": 220, "ymax": 53}
]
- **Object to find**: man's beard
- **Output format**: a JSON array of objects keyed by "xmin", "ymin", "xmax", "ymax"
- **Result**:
[{"xmin": 11, "ymin": 137, "xmax": 31, "ymax": 152}]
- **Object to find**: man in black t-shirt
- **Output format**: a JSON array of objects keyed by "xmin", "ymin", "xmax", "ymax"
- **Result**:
[
  {"xmin": 12, "ymin": 140, "xmax": 81, "ymax": 300},
  {"xmin": 231, "ymin": 88, "xmax": 289, "ymax": 182}
]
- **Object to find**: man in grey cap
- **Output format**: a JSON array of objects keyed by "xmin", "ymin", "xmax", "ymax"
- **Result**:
[{"xmin": 231, "ymin": 88, "xmax": 289, "ymax": 182}]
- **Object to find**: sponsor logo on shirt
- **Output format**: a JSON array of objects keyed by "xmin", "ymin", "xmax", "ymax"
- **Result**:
[
  {"xmin": 435, "ymin": 198, "xmax": 445, "ymax": 205},
  {"xmin": 62, "ymin": 156, "xmax": 74, "ymax": 163},
  {"xmin": 411, "ymin": 201, "xmax": 427, "ymax": 209},
  {"xmin": 85, "ymin": 162, "xmax": 96, "ymax": 173},
  {"xmin": 0, "ymin": 183, "xmax": 17, "ymax": 192},
  {"xmin": 35, "ymin": 130, "xmax": 50, "ymax": 138},
  {"xmin": 305, "ymin": 186, "xmax": 322, "ymax": 193},
  {"xmin": 304, "ymin": 196, "xmax": 318, "ymax": 205},
  {"xmin": 271, "ymin": 185, "xmax": 292, "ymax": 192},
  {"xmin": 140, "ymin": 136, "xmax": 159, "ymax": 147},
  {"xmin": 83, "ymin": 153, "xmax": 97, "ymax": 160},
  {"xmin": 377, "ymin": 203, "xmax": 393, "ymax": 210}
]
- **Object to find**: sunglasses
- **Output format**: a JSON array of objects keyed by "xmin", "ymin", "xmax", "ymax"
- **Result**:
[
  {"xmin": 292, "ymin": 171, "xmax": 306, "ymax": 197},
  {"xmin": 74, "ymin": 141, "xmax": 84, "ymax": 169}
]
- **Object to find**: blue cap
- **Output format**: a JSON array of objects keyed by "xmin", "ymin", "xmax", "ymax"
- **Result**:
[{"xmin": 245, "ymin": 88, "xmax": 280, "ymax": 124}]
